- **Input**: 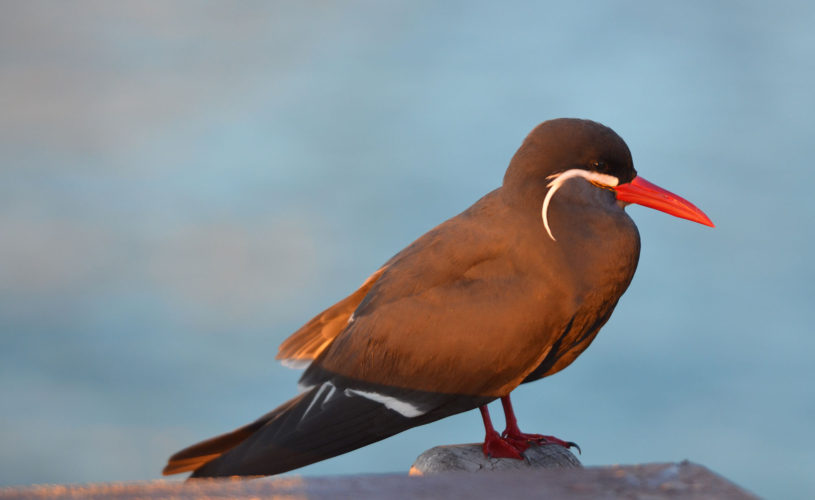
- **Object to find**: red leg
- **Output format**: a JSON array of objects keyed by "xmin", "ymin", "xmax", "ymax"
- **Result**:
[
  {"xmin": 500, "ymin": 395, "xmax": 581, "ymax": 454},
  {"xmin": 479, "ymin": 405, "xmax": 523, "ymax": 459}
]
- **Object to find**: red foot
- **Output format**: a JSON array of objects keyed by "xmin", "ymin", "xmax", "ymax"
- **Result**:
[
  {"xmin": 502, "ymin": 429, "xmax": 581, "ymax": 454},
  {"xmin": 500, "ymin": 395, "xmax": 581, "ymax": 454},
  {"xmin": 482, "ymin": 429, "xmax": 524, "ymax": 459},
  {"xmin": 479, "ymin": 404, "xmax": 525, "ymax": 459}
]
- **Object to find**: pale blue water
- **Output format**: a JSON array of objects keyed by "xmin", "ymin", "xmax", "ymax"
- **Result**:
[{"xmin": 1, "ymin": 2, "xmax": 813, "ymax": 498}]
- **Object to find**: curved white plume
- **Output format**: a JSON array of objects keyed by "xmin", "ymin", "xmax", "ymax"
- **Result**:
[{"xmin": 541, "ymin": 169, "xmax": 620, "ymax": 241}]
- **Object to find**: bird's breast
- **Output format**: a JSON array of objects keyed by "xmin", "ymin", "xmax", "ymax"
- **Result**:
[{"xmin": 517, "ymin": 196, "xmax": 640, "ymax": 383}]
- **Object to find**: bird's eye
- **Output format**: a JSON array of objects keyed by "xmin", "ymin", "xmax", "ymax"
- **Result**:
[{"xmin": 591, "ymin": 161, "xmax": 608, "ymax": 172}]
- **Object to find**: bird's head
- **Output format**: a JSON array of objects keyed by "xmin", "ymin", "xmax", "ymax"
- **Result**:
[{"xmin": 504, "ymin": 118, "xmax": 714, "ymax": 240}]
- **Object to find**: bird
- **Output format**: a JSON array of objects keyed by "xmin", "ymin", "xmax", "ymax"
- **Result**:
[{"xmin": 163, "ymin": 118, "xmax": 713, "ymax": 478}]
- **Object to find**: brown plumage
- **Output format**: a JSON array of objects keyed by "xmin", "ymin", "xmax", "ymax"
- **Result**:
[
  {"xmin": 277, "ymin": 267, "xmax": 386, "ymax": 364},
  {"xmin": 164, "ymin": 118, "xmax": 712, "ymax": 478}
]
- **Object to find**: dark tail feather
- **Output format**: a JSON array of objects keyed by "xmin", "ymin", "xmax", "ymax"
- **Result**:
[
  {"xmin": 162, "ymin": 396, "xmax": 304, "ymax": 476},
  {"xmin": 187, "ymin": 381, "xmax": 487, "ymax": 478},
  {"xmin": 162, "ymin": 423, "xmax": 259, "ymax": 475}
]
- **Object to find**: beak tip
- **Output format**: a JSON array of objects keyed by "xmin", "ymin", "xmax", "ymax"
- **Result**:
[
  {"xmin": 689, "ymin": 213, "xmax": 715, "ymax": 228},
  {"xmin": 617, "ymin": 176, "xmax": 715, "ymax": 230}
]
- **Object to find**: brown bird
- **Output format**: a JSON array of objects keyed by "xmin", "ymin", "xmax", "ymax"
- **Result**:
[{"xmin": 163, "ymin": 118, "xmax": 713, "ymax": 477}]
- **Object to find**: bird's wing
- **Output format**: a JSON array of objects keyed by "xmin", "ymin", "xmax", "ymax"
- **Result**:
[
  {"xmin": 181, "ymin": 375, "xmax": 492, "ymax": 477},
  {"xmin": 276, "ymin": 267, "xmax": 387, "ymax": 367},
  {"xmin": 162, "ymin": 396, "xmax": 302, "ymax": 475},
  {"xmin": 301, "ymin": 202, "xmax": 574, "ymax": 400}
]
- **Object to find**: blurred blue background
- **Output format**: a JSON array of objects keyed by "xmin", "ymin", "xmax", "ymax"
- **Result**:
[{"xmin": 1, "ymin": 2, "xmax": 813, "ymax": 498}]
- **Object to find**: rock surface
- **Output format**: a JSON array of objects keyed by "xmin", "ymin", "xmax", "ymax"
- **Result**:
[{"xmin": 410, "ymin": 442, "xmax": 581, "ymax": 474}]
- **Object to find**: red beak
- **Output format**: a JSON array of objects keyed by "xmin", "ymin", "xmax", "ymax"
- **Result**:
[{"xmin": 614, "ymin": 176, "xmax": 714, "ymax": 227}]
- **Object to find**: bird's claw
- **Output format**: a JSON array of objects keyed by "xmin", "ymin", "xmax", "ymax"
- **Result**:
[{"xmin": 502, "ymin": 430, "xmax": 581, "ymax": 454}]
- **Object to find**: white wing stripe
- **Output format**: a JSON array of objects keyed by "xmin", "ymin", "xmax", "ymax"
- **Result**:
[
  {"xmin": 301, "ymin": 382, "xmax": 334, "ymax": 420},
  {"xmin": 343, "ymin": 388, "xmax": 425, "ymax": 418}
]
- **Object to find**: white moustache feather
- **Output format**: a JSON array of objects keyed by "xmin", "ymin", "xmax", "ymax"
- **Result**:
[{"xmin": 541, "ymin": 169, "xmax": 620, "ymax": 241}]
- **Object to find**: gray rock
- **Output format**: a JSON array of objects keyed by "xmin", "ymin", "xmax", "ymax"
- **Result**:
[{"xmin": 410, "ymin": 442, "xmax": 581, "ymax": 475}]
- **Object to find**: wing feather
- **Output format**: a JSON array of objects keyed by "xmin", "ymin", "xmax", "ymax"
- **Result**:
[
  {"xmin": 276, "ymin": 267, "xmax": 386, "ymax": 364},
  {"xmin": 303, "ymin": 195, "xmax": 574, "ymax": 397}
]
